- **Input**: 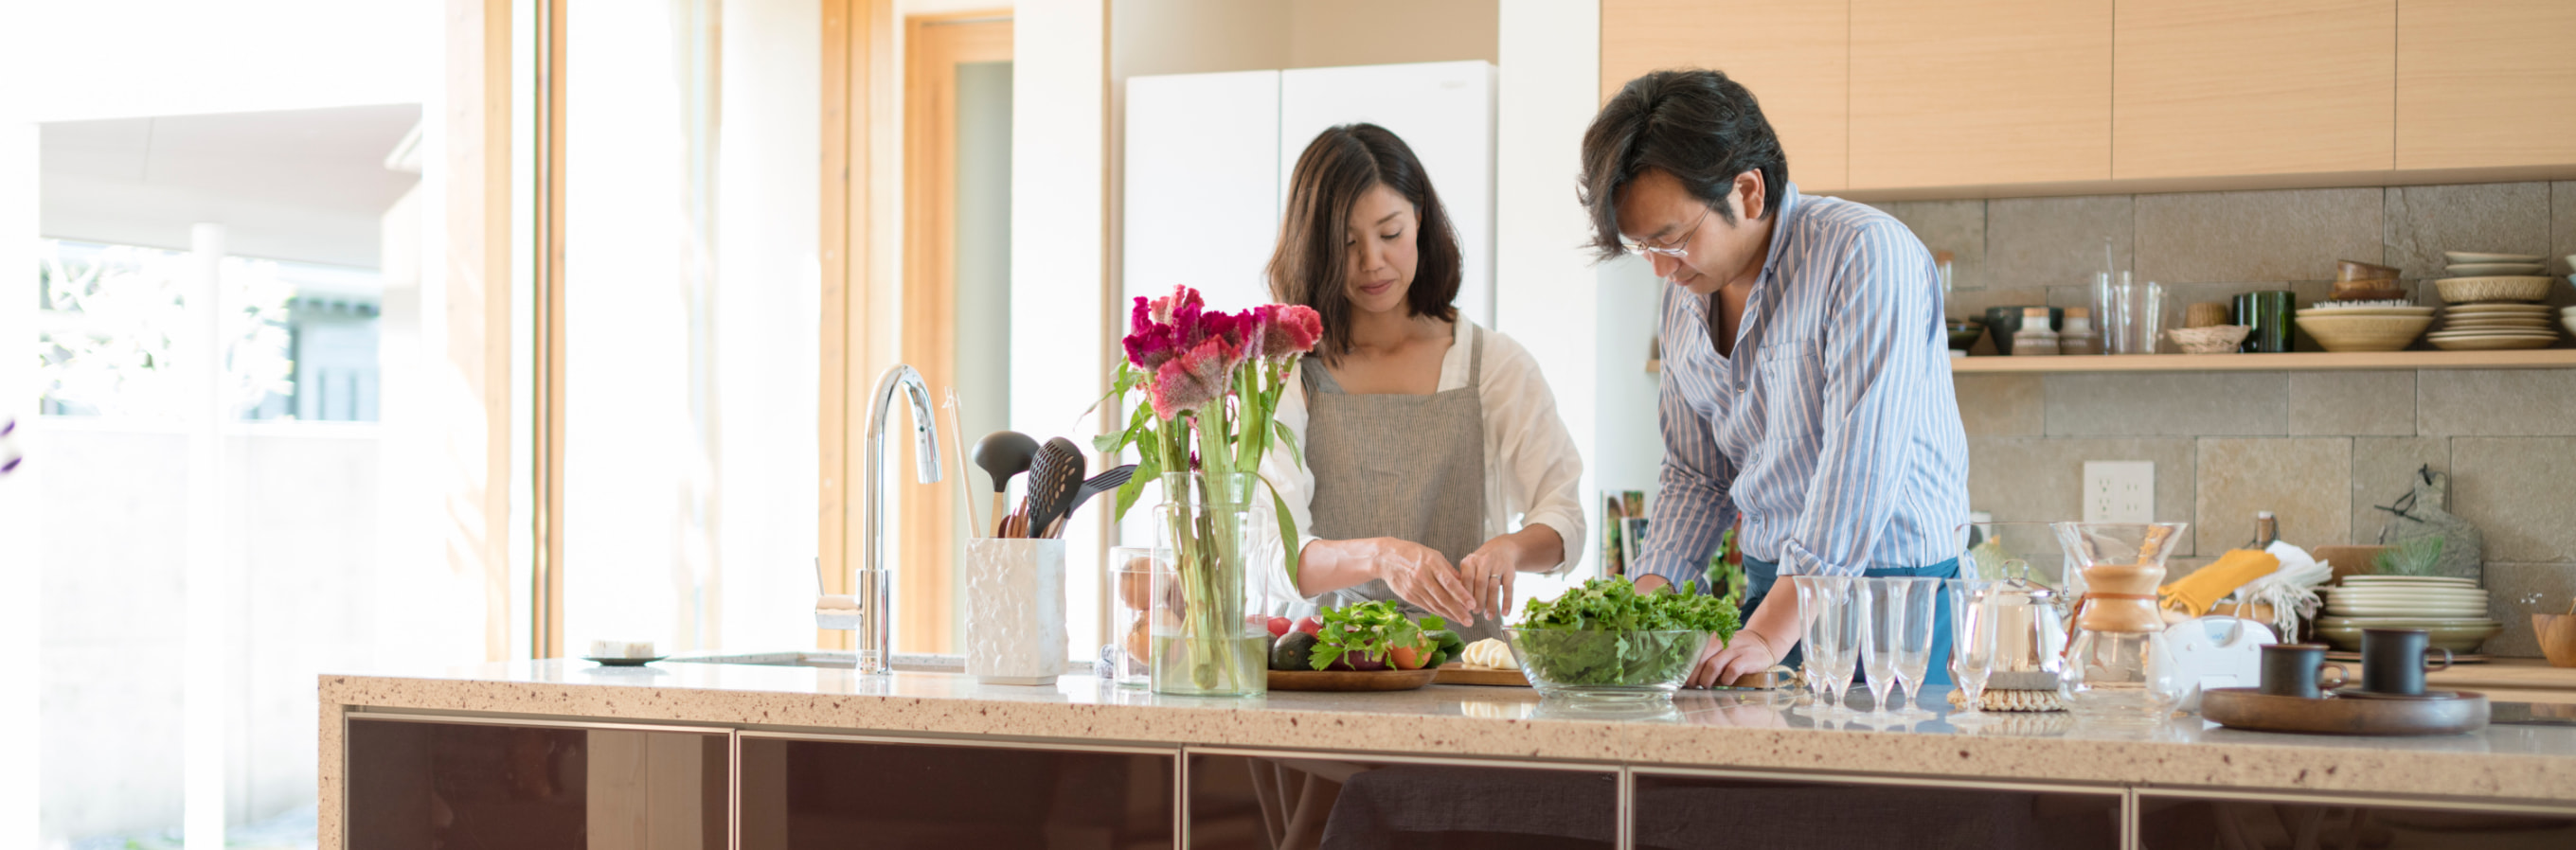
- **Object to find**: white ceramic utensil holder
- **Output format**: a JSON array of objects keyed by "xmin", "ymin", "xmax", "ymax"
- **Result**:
[{"xmin": 965, "ymin": 538, "xmax": 1068, "ymax": 685}]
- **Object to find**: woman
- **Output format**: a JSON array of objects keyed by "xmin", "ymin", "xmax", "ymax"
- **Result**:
[{"xmin": 1259, "ymin": 123, "xmax": 1585, "ymax": 644}]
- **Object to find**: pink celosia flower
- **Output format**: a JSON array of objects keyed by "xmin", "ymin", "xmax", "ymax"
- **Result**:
[{"xmin": 1250, "ymin": 304, "xmax": 1322, "ymax": 359}]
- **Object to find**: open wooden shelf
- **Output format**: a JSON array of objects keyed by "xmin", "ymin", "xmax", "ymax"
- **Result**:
[{"xmin": 1948, "ymin": 349, "xmax": 2576, "ymax": 373}]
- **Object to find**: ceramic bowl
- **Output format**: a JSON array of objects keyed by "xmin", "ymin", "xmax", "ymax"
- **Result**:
[
  {"xmin": 1981, "ymin": 307, "xmax": 2061, "ymax": 356},
  {"xmin": 2436, "ymin": 275, "xmax": 2554, "ymax": 304},
  {"xmin": 2293, "ymin": 313, "xmax": 2433, "ymax": 352},
  {"xmin": 2447, "ymin": 262, "xmax": 2548, "ymax": 276},
  {"xmin": 2312, "ymin": 620, "xmax": 2501, "ymax": 653},
  {"xmin": 1945, "ymin": 319, "xmax": 1986, "ymax": 352},
  {"xmin": 2167, "ymin": 325, "xmax": 2249, "ymax": 354},
  {"xmin": 2445, "ymin": 251, "xmax": 2547, "ymax": 264}
]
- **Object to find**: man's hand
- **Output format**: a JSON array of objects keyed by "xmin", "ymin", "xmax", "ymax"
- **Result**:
[
  {"xmin": 1688, "ymin": 629, "xmax": 1785, "ymax": 688},
  {"xmin": 1632, "ymin": 573, "xmax": 1672, "ymax": 594}
]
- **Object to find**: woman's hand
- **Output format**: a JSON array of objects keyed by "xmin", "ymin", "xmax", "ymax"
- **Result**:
[
  {"xmin": 1369, "ymin": 539, "xmax": 1478, "ymax": 626},
  {"xmin": 1688, "ymin": 628, "xmax": 1785, "ymax": 688},
  {"xmin": 1454, "ymin": 537, "xmax": 1522, "ymax": 623}
]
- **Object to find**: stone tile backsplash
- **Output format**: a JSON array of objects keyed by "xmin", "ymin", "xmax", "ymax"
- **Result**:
[{"xmin": 1883, "ymin": 180, "xmax": 2576, "ymax": 657}]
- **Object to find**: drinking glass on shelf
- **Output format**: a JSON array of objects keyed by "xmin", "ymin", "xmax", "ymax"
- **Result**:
[
  {"xmin": 1106, "ymin": 546, "xmax": 1163, "ymax": 688},
  {"xmin": 1945, "ymin": 578, "xmax": 2004, "ymax": 723},
  {"xmin": 1857, "ymin": 578, "xmax": 1903, "ymax": 716},
  {"xmin": 1884, "ymin": 577, "xmax": 1941, "ymax": 717},
  {"xmin": 1820, "ymin": 579, "xmax": 1861, "ymax": 717}
]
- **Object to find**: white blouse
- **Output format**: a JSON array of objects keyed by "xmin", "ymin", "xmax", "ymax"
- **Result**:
[{"xmin": 1256, "ymin": 319, "xmax": 1588, "ymax": 587}]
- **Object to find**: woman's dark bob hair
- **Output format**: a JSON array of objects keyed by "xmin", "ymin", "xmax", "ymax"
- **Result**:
[
  {"xmin": 1267, "ymin": 123, "xmax": 1461, "ymax": 364},
  {"xmin": 1579, "ymin": 68, "xmax": 1789, "ymax": 261}
]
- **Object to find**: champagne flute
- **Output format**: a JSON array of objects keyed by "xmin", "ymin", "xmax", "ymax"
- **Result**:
[
  {"xmin": 1858, "ymin": 577, "xmax": 1902, "ymax": 717},
  {"xmin": 1792, "ymin": 576, "xmax": 1832, "ymax": 715},
  {"xmin": 1889, "ymin": 577, "xmax": 1941, "ymax": 717},
  {"xmin": 1817, "ymin": 576, "xmax": 1861, "ymax": 717},
  {"xmin": 1945, "ymin": 577, "xmax": 2002, "ymax": 724}
]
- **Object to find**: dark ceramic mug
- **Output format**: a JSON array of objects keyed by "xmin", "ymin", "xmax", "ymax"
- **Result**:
[
  {"xmin": 2360, "ymin": 629, "xmax": 2455, "ymax": 696},
  {"xmin": 2258, "ymin": 643, "xmax": 2348, "ymax": 699}
]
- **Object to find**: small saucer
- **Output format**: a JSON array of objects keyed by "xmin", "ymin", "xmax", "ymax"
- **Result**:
[
  {"xmin": 2331, "ymin": 687, "xmax": 2461, "ymax": 700},
  {"xmin": 583, "ymin": 656, "xmax": 668, "ymax": 666}
]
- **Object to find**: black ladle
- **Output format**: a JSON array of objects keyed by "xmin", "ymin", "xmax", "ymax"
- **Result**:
[{"xmin": 973, "ymin": 431, "xmax": 1038, "ymax": 536}]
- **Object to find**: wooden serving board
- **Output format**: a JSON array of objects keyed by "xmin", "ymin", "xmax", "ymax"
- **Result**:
[
  {"xmin": 1266, "ymin": 668, "xmax": 1438, "ymax": 692},
  {"xmin": 1434, "ymin": 664, "xmax": 1529, "ymax": 687},
  {"xmin": 2202, "ymin": 687, "xmax": 2488, "ymax": 735}
]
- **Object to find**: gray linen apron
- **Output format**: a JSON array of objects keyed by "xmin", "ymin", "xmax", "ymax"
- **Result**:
[{"xmin": 1301, "ymin": 325, "xmax": 1500, "ymax": 644}]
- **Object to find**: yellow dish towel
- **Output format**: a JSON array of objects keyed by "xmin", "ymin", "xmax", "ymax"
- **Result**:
[{"xmin": 2158, "ymin": 548, "xmax": 2281, "ymax": 617}]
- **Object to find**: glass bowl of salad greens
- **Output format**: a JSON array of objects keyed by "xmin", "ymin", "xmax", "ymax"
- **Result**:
[{"xmin": 1505, "ymin": 577, "xmax": 1740, "ymax": 699}]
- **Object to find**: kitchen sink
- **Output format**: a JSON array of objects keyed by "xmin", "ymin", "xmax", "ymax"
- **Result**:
[{"xmin": 664, "ymin": 651, "xmax": 967, "ymax": 673}]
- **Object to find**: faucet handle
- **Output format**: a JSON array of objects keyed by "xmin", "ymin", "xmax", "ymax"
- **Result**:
[{"xmin": 816, "ymin": 593, "xmax": 862, "ymax": 630}]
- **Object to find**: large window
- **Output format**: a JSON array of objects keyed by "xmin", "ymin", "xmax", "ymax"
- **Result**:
[
  {"xmin": 9, "ymin": 3, "xmax": 485, "ymax": 848},
  {"xmin": 556, "ymin": 0, "xmax": 821, "ymax": 661}
]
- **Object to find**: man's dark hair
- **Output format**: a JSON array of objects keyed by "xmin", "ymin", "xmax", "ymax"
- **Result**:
[
  {"xmin": 1268, "ymin": 122, "xmax": 1462, "ymax": 365},
  {"xmin": 1578, "ymin": 69, "xmax": 1789, "ymax": 261}
]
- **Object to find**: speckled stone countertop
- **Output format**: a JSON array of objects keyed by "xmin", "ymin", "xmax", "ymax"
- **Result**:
[{"xmin": 319, "ymin": 657, "xmax": 2576, "ymax": 823}]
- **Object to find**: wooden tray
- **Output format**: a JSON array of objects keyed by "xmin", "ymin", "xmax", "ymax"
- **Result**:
[
  {"xmin": 1434, "ymin": 664, "xmax": 1529, "ymax": 687},
  {"xmin": 2327, "ymin": 651, "xmax": 2489, "ymax": 664},
  {"xmin": 2202, "ymin": 687, "xmax": 2489, "ymax": 735},
  {"xmin": 1266, "ymin": 668, "xmax": 1438, "ymax": 692}
]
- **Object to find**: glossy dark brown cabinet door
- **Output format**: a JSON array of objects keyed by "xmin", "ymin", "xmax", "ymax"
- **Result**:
[
  {"xmin": 737, "ymin": 736, "xmax": 1175, "ymax": 850},
  {"xmin": 2140, "ymin": 796, "xmax": 2576, "ymax": 848},
  {"xmin": 1187, "ymin": 753, "xmax": 1618, "ymax": 850},
  {"xmin": 347, "ymin": 718, "xmax": 727, "ymax": 850},
  {"xmin": 1630, "ymin": 771, "xmax": 2120, "ymax": 850}
]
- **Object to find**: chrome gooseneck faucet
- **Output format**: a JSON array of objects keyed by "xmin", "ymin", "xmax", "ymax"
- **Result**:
[{"xmin": 858, "ymin": 363, "xmax": 940, "ymax": 674}]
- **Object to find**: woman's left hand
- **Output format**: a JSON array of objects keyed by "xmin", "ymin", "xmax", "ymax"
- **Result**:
[{"xmin": 1454, "ymin": 538, "xmax": 1521, "ymax": 622}]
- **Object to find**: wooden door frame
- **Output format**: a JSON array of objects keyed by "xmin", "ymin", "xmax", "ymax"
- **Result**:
[
  {"xmin": 820, "ymin": 0, "xmax": 901, "ymax": 650},
  {"xmin": 897, "ymin": 11, "xmax": 1011, "ymax": 654}
]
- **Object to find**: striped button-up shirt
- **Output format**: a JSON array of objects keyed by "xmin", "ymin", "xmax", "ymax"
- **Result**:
[{"xmin": 1636, "ymin": 184, "xmax": 1969, "ymax": 586}]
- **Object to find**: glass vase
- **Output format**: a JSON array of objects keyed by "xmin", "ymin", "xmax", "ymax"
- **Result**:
[{"xmin": 1151, "ymin": 472, "xmax": 1270, "ymax": 697}]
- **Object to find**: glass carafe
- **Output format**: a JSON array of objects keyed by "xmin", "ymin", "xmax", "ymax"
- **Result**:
[{"xmin": 2051, "ymin": 522, "xmax": 2188, "ymax": 724}]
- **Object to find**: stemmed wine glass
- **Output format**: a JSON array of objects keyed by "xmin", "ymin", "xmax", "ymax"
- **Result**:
[
  {"xmin": 1945, "ymin": 577, "xmax": 2003, "ymax": 724},
  {"xmin": 1857, "ymin": 577, "xmax": 1904, "ymax": 717}
]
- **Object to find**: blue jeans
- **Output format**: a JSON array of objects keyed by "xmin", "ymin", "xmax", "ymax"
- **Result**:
[{"xmin": 1738, "ymin": 556, "xmax": 1960, "ymax": 686}]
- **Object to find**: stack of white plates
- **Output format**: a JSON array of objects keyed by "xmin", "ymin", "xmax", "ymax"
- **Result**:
[
  {"xmin": 2431, "ymin": 303, "xmax": 2560, "ymax": 350},
  {"xmin": 2316, "ymin": 576, "xmax": 2502, "ymax": 651},
  {"xmin": 2323, "ymin": 576, "xmax": 2488, "ymax": 616},
  {"xmin": 2443, "ymin": 251, "xmax": 2548, "ymax": 277}
]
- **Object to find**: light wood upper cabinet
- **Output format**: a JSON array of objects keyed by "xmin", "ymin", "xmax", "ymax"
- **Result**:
[
  {"xmin": 2113, "ymin": 0, "xmax": 2396, "ymax": 179},
  {"xmin": 1601, "ymin": 0, "xmax": 1849, "ymax": 192},
  {"xmin": 2396, "ymin": 0, "xmax": 2576, "ymax": 169},
  {"xmin": 1849, "ymin": 0, "xmax": 2113, "ymax": 188}
]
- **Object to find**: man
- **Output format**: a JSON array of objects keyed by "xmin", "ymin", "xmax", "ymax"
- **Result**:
[{"xmin": 1580, "ymin": 69, "xmax": 1969, "ymax": 689}]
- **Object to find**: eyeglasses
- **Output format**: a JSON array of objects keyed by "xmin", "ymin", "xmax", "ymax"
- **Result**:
[{"xmin": 1622, "ymin": 204, "xmax": 1715, "ymax": 259}]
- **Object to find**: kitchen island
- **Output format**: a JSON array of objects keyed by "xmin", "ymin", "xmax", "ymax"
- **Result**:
[{"xmin": 322, "ymin": 658, "xmax": 2576, "ymax": 848}]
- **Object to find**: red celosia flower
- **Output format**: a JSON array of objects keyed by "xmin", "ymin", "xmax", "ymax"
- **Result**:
[{"xmin": 1148, "ymin": 334, "xmax": 1239, "ymax": 419}]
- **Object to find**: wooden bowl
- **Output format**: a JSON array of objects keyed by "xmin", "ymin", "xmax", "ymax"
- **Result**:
[
  {"xmin": 2338, "ymin": 259, "xmax": 2401, "ymax": 282},
  {"xmin": 2293, "ymin": 314, "xmax": 2433, "ymax": 352},
  {"xmin": 2534, "ymin": 612, "xmax": 2576, "ymax": 667},
  {"xmin": 2168, "ymin": 325, "xmax": 2250, "ymax": 354}
]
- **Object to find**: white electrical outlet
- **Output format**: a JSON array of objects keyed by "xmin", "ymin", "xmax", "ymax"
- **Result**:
[{"xmin": 2084, "ymin": 461, "xmax": 2155, "ymax": 523}]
